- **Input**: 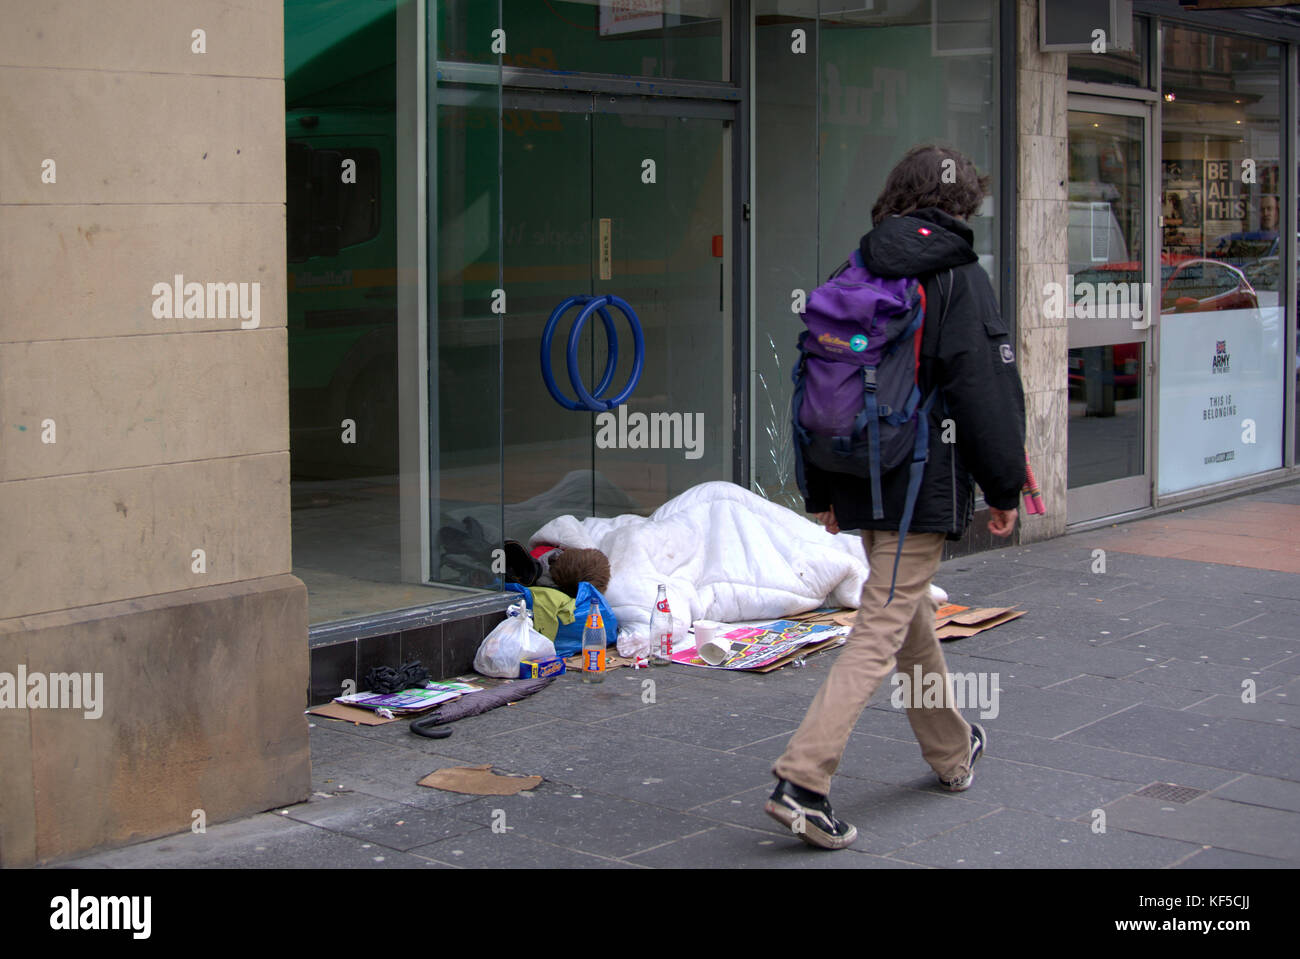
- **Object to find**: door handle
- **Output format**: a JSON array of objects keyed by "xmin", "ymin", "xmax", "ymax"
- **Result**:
[{"xmin": 540, "ymin": 294, "xmax": 644, "ymax": 412}]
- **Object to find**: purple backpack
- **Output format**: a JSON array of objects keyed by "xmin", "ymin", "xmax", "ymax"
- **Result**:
[{"xmin": 791, "ymin": 250, "xmax": 937, "ymax": 602}]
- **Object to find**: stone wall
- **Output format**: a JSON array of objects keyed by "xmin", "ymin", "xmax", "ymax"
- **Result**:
[
  {"xmin": 0, "ymin": 0, "xmax": 309, "ymax": 866},
  {"xmin": 1016, "ymin": 0, "xmax": 1070, "ymax": 542}
]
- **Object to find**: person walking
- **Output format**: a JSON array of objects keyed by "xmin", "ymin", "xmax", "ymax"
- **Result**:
[{"xmin": 766, "ymin": 145, "xmax": 1027, "ymax": 849}]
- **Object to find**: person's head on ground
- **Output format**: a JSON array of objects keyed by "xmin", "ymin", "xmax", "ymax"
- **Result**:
[
  {"xmin": 549, "ymin": 547, "xmax": 611, "ymax": 596},
  {"xmin": 871, "ymin": 144, "xmax": 990, "ymax": 227}
]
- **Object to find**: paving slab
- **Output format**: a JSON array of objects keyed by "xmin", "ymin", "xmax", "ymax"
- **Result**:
[
  {"xmin": 950, "ymin": 756, "xmax": 1136, "ymax": 820},
  {"xmin": 1062, "ymin": 704, "xmax": 1300, "ymax": 782},
  {"xmin": 1171, "ymin": 847, "xmax": 1295, "ymax": 868},
  {"xmin": 1107, "ymin": 624, "xmax": 1297, "ymax": 670},
  {"xmin": 1181, "ymin": 693, "xmax": 1300, "ymax": 728},
  {"xmin": 438, "ymin": 781, "xmax": 721, "ymax": 860},
  {"xmin": 61, "ymin": 812, "xmax": 452, "ymax": 869},
  {"xmin": 1124, "ymin": 660, "xmax": 1294, "ymax": 695},
  {"xmin": 983, "ymin": 729, "xmax": 1243, "ymax": 791},
  {"xmin": 281, "ymin": 792, "xmax": 483, "ymax": 850},
  {"xmin": 310, "ymin": 741, "xmax": 498, "ymax": 808},
  {"xmin": 1046, "ymin": 675, "xmax": 1214, "ymax": 710},
  {"xmin": 421, "ymin": 716, "xmax": 779, "ymax": 810},
  {"xmin": 406, "ymin": 829, "xmax": 642, "ymax": 868},
  {"xmin": 1096, "ymin": 795, "xmax": 1300, "ymax": 861},
  {"xmin": 942, "ymin": 651, "xmax": 1084, "ymax": 689},
  {"xmin": 1262, "ymin": 653, "xmax": 1300, "ymax": 675},
  {"xmin": 952, "ymin": 681, "xmax": 1132, "ymax": 738},
  {"xmin": 979, "ymin": 584, "xmax": 1170, "ymax": 619},
  {"xmin": 994, "ymin": 544, "xmax": 1126, "ymax": 575},
  {"xmin": 590, "ymin": 698, "xmax": 799, "ymax": 751},
  {"xmin": 1111, "ymin": 598, "xmax": 1267, "ymax": 629},
  {"xmin": 1206, "ymin": 774, "xmax": 1300, "ymax": 813},
  {"xmin": 894, "ymin": 807, "xmax": 1201, "ymax": 869},
  {"xmin": 622, "ymin": 823, "xmax": 928, "ymax": 868},
  {"xmin": 1056, "ymin": 552, "xmax": 1300, "ymax": 600},
  {"xmin": 972, "ymin": 636, "xmax": 1167, "ymax": 677}
]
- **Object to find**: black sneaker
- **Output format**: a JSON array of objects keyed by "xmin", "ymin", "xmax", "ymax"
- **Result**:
[
  {"xmin": 939, "ymin": 722, "xmax": 987, "ymax": 792},
  {"xmin": 764, "ymin": 779, "xmax": 858, "ymax": 850}
]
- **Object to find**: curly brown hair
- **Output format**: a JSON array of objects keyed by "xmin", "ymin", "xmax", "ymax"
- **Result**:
[
  {"xmin": 548, "ymin": 548, "xmax": 611, "ymax": 597},
  {"xmin": 871, "ymin": 144, "xmax": 990, "ymax": 226}
]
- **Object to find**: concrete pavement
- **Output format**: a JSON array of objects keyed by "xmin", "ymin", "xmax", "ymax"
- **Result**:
[{"xmin": 57, "ymin": 482, "xmax": 1300, "ymax": 869}]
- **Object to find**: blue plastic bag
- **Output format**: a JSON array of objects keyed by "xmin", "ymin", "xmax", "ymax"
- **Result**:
[{"xmin": 507, "ymin": 582, "xmax": 618, "ymax": 659}]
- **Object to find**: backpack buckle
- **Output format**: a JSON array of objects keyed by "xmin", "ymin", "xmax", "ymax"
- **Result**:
[{"xmin": 861, "ymin": 367, "xmax": 877, "ymax": 391}]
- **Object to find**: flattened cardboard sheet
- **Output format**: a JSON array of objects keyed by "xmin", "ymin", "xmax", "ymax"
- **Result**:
[
  {"xmin": 936, "ymin": 607, "xmax": 1025, "ymax": 640},
  {"xmin": 418, "ymin": 764, "xmax": 542, "ymax": 796},
  {"xmin": 307, "ymin": 702, "xmax": 400, "ymax": 726}
]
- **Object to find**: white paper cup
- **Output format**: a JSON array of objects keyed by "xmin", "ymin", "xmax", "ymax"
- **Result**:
[
  {"xmin": 693, "ymin": 620, "xmax": 717, "ymax": 647},
  {"xmin": 694, "ymin": 621, "xmax": 731, "ymax": 665}
]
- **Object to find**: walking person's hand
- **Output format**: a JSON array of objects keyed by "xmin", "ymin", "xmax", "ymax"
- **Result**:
[
  {"xmin": 987, "ymin": 506, "xmax": 1017, "ymax": 537},
  {"xmin": 815, "ymin": 507, "xmax": 840, "ymax": 535}
]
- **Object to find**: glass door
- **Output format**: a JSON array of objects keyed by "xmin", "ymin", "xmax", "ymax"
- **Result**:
[
  {"xmin": 1066, "ymin": 98, "xmax": 1155, "ymax": 522},
  {"xmin": 487, "ymin": 92, "xmax": 733, "ymax": 546},
  {"xmin": 430, "ymin": 2, "xmax": 736, "ymax": 590},
  {"xmin": 499, "ymin": 93, "xmax": 597, "ymax": 542},
  {"xmin": 590, "ymin": 109, "xmax": 732, "ymax": 514}
]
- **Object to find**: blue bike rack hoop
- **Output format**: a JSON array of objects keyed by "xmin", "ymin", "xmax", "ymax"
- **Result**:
[{"xmin": 540, "ymin": 293, "xmax": 644, "ymax": 412}]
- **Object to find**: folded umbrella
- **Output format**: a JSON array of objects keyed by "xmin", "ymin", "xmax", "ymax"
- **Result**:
[{"xmin": 409, "ymin": 675, "xmax": 556, "ymax": 739}]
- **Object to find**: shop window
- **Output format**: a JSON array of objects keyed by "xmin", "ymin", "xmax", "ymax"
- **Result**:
[
  {"xmin": 752, "ymin": 0, "xmax": 999, "ymax": 512},
  {"xmin": 286, "ymin": 0, "xmax": 470, "ymax": 624},
  {"xmin": 1157, "ymin": 23, "xmax": 1286, "ymax": 495}
]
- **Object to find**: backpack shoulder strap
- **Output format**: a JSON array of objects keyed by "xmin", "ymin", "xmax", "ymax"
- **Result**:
[{"xmin": 827, "ymin": 250, "xmax": 858, "ymax": 281}]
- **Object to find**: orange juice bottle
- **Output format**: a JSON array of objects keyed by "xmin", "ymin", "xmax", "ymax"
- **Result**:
[{"xmin": 581, "ymin": 601, "xmax": 606, "ymax": 684}]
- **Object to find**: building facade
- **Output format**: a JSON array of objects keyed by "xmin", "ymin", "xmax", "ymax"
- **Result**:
[{"xmin": 2, "ymin": 0, "xmax": 1298, "ymax": 864}]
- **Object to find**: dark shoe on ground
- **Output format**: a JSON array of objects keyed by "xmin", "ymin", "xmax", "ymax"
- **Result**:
[
  {"xmin": 764, "ymin": 779, "xmax": 858, "ymax": 850},
  {"xmin": 938, "ymin": 722, "xmax": 987, "ymax": 792}
]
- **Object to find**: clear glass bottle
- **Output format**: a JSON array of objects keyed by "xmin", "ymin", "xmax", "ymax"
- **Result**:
[
  {"xmin": 649, "ymin": 584, "xmax": 673, "ymax": 666},
  {"xmin": 581, "ymin": 601, "xmax": 606, "ymax": 683}
]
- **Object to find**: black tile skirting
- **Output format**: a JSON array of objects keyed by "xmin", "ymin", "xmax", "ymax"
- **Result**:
[{"xmin": 307, "ymin": 593, "xmax": 515, "ymax": 707}]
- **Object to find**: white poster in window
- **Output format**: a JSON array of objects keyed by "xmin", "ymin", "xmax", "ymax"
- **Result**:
[
  {"xmin": 1157, "ymin": 305, "xmax": 1285, "ymax": 494},
  {"xmin": 599, "ymin": 1, "xmax": 664, "ymax": 37}
]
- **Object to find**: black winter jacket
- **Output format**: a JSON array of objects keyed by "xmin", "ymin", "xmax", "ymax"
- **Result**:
[{"xmin": 799, "ymin": 208, "xmax": 1027, "ymax": 537}]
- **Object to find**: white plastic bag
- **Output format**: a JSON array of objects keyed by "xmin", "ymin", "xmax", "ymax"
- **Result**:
[
  {"xmin": 616, "ymin": 623, "xmax": 651, "ymax": 661},
  {"xmin": 473, "ymin": 600, "xmax": 557, "ymax": 678}
]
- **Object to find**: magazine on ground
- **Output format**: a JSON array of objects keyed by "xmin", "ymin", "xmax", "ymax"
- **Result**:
[
  {"xmin": 333, "ymin": 681, "xmax": 483, "ymax": 714},
  {"xmin": 671, "ymin": 619, "xmax": 849, "ymax": 671}
]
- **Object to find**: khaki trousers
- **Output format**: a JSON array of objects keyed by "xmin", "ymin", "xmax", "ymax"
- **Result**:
[{"xmin": 772, "ymin": 530, "xmax": 972, "ymax": 796}]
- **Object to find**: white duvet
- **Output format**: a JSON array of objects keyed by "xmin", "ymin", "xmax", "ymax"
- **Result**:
[{"xmin": 530, "ymin": 480, "xmax": 946, "ymax": 635}]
